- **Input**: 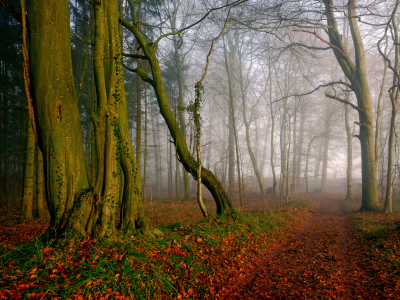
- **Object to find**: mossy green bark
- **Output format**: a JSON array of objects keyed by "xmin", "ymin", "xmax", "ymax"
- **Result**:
[
  {"xmin": 35, "ymin": 143, "xmax": 47, "ymax": 218},
  {"xmin": 121, "ymin": 18, "xmax": 238, "ymax": 217},
  {"xmin": 26, "ymin": 0, "xmax": 153, "ymax": 242},
  {"xmin": 21, "ymin": 119, "xmax": 35, "ymax": 221},
  {"xmin": 27, "ymin": 0, "xmax": 92, "ymax": 238}
]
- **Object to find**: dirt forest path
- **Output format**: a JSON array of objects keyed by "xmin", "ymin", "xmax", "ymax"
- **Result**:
[{"xmin": 228, "ymin": 196, "xmax": 398, "ymax": 299}]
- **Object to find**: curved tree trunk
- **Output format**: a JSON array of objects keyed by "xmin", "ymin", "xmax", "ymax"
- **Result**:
[{"xmin": 121, "ymin": 18, "xmax": 238, "ymax": 216}]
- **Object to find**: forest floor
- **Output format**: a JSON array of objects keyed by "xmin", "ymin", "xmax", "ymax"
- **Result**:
[{"xmin": 0, "ymin": 191, "xmax": 400, "ymax": 299}]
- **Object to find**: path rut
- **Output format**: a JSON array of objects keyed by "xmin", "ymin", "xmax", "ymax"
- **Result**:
[{"xmin": 227, "ymin": 197, "xmax": 399, "ymax": 299}]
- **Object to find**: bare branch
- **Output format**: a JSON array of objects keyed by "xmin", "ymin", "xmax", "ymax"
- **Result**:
[
  {"xmin": 198, "ymin": 7, "xmax": 231, "ymax": 85},
  {"xmin": 74, "ymin": 34, "xmax": 94, "ymax": 46},
  {"xmin": 292, "ymin": 29, "xmax": 346, "ymax": 56},
  {"xmin": 325, "ymin": 93, "xmax": 359, "ymax": 111},
  {"xmin": 123, "ymin": 64, "xmax": 155, "ymax": 87},
  {"xmin": 153, "ymin": 0, "xmax": 248, "ymax": 45},
  {"xmin": 270, "ymin": 81, "xmax": 352, "ymax": 105},
  {"xmin": 122, "ymin": 51, "xmax": 148, "ymax": 60}
]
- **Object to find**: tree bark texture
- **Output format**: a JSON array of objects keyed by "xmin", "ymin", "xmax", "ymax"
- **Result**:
[{"xmin": 324, "ymin": 0, "xmax": 378, "ymax": 211}]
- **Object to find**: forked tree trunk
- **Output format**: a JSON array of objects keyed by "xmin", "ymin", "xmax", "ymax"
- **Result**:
[
  {"xmin": 325, "ymin": 0, "xmax": 378, "ymax": 211},
  {"xmin": 26, "ymin": 0, "xmax": 154, "ymax": 243}
]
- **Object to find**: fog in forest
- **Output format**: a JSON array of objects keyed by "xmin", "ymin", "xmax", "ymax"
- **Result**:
[
  {"xmin": 3, "ymin": 2, "xmax": 400, "ymax": 298},
  {"xmin": 1, "ymin": 0, "xmax": 399, "ymax": 219}
]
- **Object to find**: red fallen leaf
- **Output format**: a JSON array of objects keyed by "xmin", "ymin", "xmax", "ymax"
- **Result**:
[
  {"xmin": 17, "ymin": 283, "xmax": 29, "ymax": 290},
  {"xmin": 29, "ymin": 274, "xmax": 38, "ymax": 280},
  {"xmin": 28, "ymin": 268, "xmax": 37, "ymax": 274},
  {"xmin": 28, "ymin": 291, "xmax": 44, "ymax": 299},
  {"xmin": 49, "ymin": 274, "xmax": 57, "ymax": 279},
  {"xmin": 7, "ymin": 261, "xmax": 17, "ymax": 267},
  {"xmin": 43, "ymin": 247, "xmax": 52, "ymax": 254}
]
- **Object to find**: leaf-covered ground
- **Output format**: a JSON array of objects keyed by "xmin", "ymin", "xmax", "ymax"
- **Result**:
[
  {"xmin": 229, "ymin": 195, "xmax": 400, "ymax": 299},
  {"xmin": 0, "ymin": 194, "xmax": 399, "ymax": 299}
]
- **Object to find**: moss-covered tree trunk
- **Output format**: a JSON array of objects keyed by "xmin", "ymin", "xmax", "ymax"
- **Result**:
[
  {"xmin": 27, "ymin": 0, "xmax": 92, "ymax": 239},
  {"xmin": 21, "ymin": 120, "xmax": 35, "ymax": 221},
  {"xmin": 121, "ymin": 16, "xmax": 238, "ymax": 216},
  {"xmin": 35, "ymin": 143, "xmax": 47, "ymax": 217},
  {"xmin": 24, "ymin": 0, "xmax": 152, "ymax": 242},
  {"xmin": 91, "ymin": 0, "xmax": 150, "ymax": 234}
]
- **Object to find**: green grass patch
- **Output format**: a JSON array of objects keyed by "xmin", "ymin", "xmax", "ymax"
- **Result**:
[{"xmin": 0, "ymin": 201, "xmax": 312, "ymax": 299}]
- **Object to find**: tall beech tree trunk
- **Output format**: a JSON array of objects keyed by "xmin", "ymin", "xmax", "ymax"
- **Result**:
[
  {"xmin": 143, "ymin": 83, "xmax": 148, "ymax": 201},
  {"xmin": 269, "ymin": 64, "xmax": 278, "ymax": 195},
  {"xmin": 36, "ymin": 143, "xmax": 47, "ymax": 218},
  {"xmin": 224, "ymin": 33, "xmax": 244, "ymax": 206},
  {"xmin": 383, "ymin": 9, "xmax": 400, "ymax": 213},
  {"xmin": 136, "ymin": 3, "xmax": 142, "ymax": 181},
  {"xmin": 314, "ymin": 140, "xmax": 323, "ymax": 179},
  {"xmin": 296, "ymin": 99, "xmax": 306, "ymax": 187},
  {"xmin": 291, "ymin": 95, "xmax": 298, "ymax": 192},
  {"xmin": 238, "ymin": 49, "xmax": 265, "ymax": 196},
  {"xmin": 121, "ymin": 15, "xmax": 238, "ymax": 216},
  {"xmin": 24, "ymin": 0, "xmax": 153, "ymax": 242},
  {"xmin": 21, "ymin": 120, "xmax": 35, "ymax": 221},
  {"xmin": 344, "ymin": 100, "xmax": 354, "ymax": 201},
  {"xmin": 306, "ymin": 136, "xmax": 319, "ymax": 193},
  {"xmin": 344, "ymin": 81, "xmax": 354, "ymax": 201},
  {"xmin": 320, "ymin": 101, "xmax": 332, "ymax": 191},
  {"xmin": 173, "ymin": 30, "xmax": 190, "ymax": 200},
  {"xmin": 324, "ymin": 0, "xmax": 378, "ymax": 211},
  {"xmin": 225, "ymin": 37, "xmax": 237, "ymax": 195},
  {"xmin": 150, "ymin": 103, "xmax": 162, "ymax": 193}
]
